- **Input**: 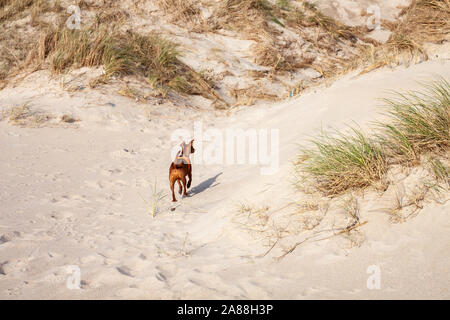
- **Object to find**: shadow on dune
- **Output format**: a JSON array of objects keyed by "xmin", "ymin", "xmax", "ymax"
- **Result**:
[{"xmin": 189, "ymin": 172, "xmax": 223, "ymax": 196}]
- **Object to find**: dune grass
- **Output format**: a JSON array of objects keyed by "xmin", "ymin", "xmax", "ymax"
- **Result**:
[
  {"xmin": 31, "ymin": 26, "xmax": 219, "ymax": 98},
  {"xmin": 0, "ymin": 2, "xmax": 220, "ymax": 100},
  {"xmin": 297, "ymin": 128, "xmax": 388, "ymax": 195},
  {"xmin": 296, "ymin": 0, "xmax": 357, "ymax": 41},
  {"xmin": 297, "ymin": 78, "xmax": 450, "ymax": 196},
  {"xmin": 378, "ymin": 79, "xmax": 450, "ymax": 163},
  {"xmin": 1, "ymin": 0, "xmax": 448, "ymax": 107}
]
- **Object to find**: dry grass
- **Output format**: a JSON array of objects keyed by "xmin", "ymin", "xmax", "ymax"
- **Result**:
[
  {"xmin": 359, "ymin": 0, "xmax": 450, "ymax": 74},
  {"xmin": 396, "ymin": 0, "xmax": 450, "ymax": 44},
  {"xmin": 1, "ymin": 0, "xmax": 448, "ymax": 108},
  {"xmin": 0, "ymin": 0, "xmax": 222, "ymax": 103},
  {"xmin": 387, "ymin": 178, "xmax": 439, "ymax": 223},
  {"xmin": 94, "ymin": 8, "xmax": 129, "ymax": 26},
  {"xmin": 210, "ymin": 0, "xmax": 312, "ymax": 72},
  {"xmin": 339, "ymin": 194, "xmax": 365, "ymax": 247},
  {"xmin": 4, "ymin": 103, "xmax": 52, "ymax": 127},
  {"xmin": 0, "ymin": 0, "xmax": 34, "ymax": 23},
  {"xmin": 0, "ymin": 0, "xmax": 63, "ymax": 80},
  {"xmin": 288, "ymin": 1, "xmax": 357, "ymax": 41},
  {"xmin": 296, "ymin": 199, "xmax": 328, "ymax": 230},
  {"xmin": 252, "ymin": 41, "xmax": 315, "ymax": 71},
  {"xmin": 27, "ymin": 26, "xmax": 220, "ymax": 99},
  {"xmin": 155, "ymin": 0, "xmax": 201, "ymax": 26},
  {"xmin": 234, "ymin": 202, "xmax": 272, "ymax": 235},
  {"xmin": 0, "ymin": 1, "xmax": 32, "ymax": 79},
  {"xmin": 283, "ymin": 0, "xmax": 450, "ymax": 80},
  {"xmin": 210, "ymin": 0, "xmax": 276, "ymax": 37},
  {"xmin": 229, "ymin": 85, "xmax": 279, "ymax": 106},
  {"xmin": 139, "ymin": 180, "xmax": 167, "ymax": 218}
]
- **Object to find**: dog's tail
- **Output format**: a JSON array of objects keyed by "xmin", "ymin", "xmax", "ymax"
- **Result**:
[{"xmin": 174, "ymin": 150, "xmax": 184, "ymax": 168}]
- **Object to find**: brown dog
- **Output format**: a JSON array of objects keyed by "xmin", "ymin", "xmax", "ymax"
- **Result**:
[{"xmin": 169, "ymin": 140, "xmax": 194, "ymax": 202}]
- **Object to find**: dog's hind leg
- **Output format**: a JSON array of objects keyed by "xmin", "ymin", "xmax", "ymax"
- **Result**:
[
  {"xmin": 170, "ymin": 178, "xmax": 177, "ymax": 202},
  {"xmin": 181, "ymin": 176, "xmax": 188, "ymax": 197},
  {"xmin": 177, "ymin": 180, "xmax": 182, "ymax": 195}
]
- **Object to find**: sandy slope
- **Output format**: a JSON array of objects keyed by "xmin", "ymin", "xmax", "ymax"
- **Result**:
[{"xmin": 0, "ymin": 56, "xmax": 449, "ymax": 299}]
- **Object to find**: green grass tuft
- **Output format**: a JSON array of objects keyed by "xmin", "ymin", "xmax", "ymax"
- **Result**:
[
  {"xmin": 379, "ymin": 78, "xmax": 450, "ymax": 162},
  {"xmin": 297, "ymin": 127, "xmax": 388, "ymax": 195},
  {"xmin": 297, "ymin": 78, "xmax": 449, "ymax": 196}
]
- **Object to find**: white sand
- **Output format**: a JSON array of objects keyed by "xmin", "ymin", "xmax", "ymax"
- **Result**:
[{"xmin": 0, "ymin": 53, "xmax": 449, "ymax": 298}]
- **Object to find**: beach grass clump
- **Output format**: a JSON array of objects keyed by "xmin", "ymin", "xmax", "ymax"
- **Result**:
[
  {"xmin": 32, "ymin": 26, "xmax": 218, "ymax": 97},
  {"xmin": 378, "ymin": 78, "xmax": 450, "ymax": 163},
  {"xmin": 297, "ymin": 78, "xmax": 449, "ymax": 196},
  {"xmin": 297, "ymin": 128, "xmax": 388, "ymax": 196}
]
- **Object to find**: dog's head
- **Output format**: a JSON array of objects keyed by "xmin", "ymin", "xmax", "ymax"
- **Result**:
[{"xmin": 180, "ymin": 139, "xmax": 195, "ymax": 156}]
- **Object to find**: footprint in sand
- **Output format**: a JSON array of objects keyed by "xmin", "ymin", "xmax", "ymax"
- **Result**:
[
  {"xmin": 0, "ymin": 262, "xmax": 7, "ymax": 275},
  {"xmin": 110, "ymin": 149, "xmax": 136, "ymax": 159},
  {"xmin": 0, "ymin": 258, "xmax": 29, "ymax": 276},
  {"xmin": 155, "ymin": 272, "xmax": 167, "ymax": 282},
  {"xmin": 99, "ymin": 168, "xmax": 123, "ymax": 177},
  {"xmin": 48, "ymin": 194, "xmax": 90, "ymax": 207},
  {"xmin": 0, "ymin": 235, "xmax": 10, "ymax": 245},
  {"xmin": 0, "ymin": 231, "xmax": 22, "ymax": 245},
  {"xmin": 116, "ymin": 266, "xmax": 135, "ymax": 278}
]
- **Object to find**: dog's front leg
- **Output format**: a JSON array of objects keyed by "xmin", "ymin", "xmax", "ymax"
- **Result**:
[{"xmin": 181, "ymin": 176, "xmax": 188, "ymax": 196}]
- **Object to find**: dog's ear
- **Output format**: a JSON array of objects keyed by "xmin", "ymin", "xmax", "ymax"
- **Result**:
[{"xmin": 190, "ymin": 139, "xmax": 194, "ymax": 146}]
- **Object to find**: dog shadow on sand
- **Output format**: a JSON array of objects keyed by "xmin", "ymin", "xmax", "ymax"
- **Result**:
[{"xmin": 189, "ymin": 172, "xmax": 223, "ymax": 196}]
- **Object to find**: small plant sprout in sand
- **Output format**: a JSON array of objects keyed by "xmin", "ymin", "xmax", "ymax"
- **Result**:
[{"xmin": 139, "ymin": 180, "xmax": 167, "ymax": 217}]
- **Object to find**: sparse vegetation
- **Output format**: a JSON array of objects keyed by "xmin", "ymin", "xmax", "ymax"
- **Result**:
[
  {"xmin": 359, "ymin": 0, "xmax": 450, "ymax": 74},
  {"xmin": 61, "ymin": 114, "xmax": 78, "ymax": 123},
  {"xmin": 28, "ymin": 26, "xmax": 219, "ymax": 99},
  {"xmin": 3, "ymin": 102, "xmax": 53, "ymax": 127},
  {"xmin": 139, "ymin": 180, "xmax": 167, "ymax": 218},
  {"xmin": 155, "ymin": 0, "xmax": 201, "ymax": 26},
  {"xmin": 0, "ymin": 0, "xmax": 35, "ymax": 23},
  {"xmin": 229, "ymin": 84, "xmax": 279, "ymax": 106},
  {"xmin": 0, "ymin": 0, "xmax": 448, "ymax": 107}
]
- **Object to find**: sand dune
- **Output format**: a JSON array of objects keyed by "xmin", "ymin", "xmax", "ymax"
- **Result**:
[{"xmin": 0, "ymin": 49, "xmax": 449, "ymax": 299}]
